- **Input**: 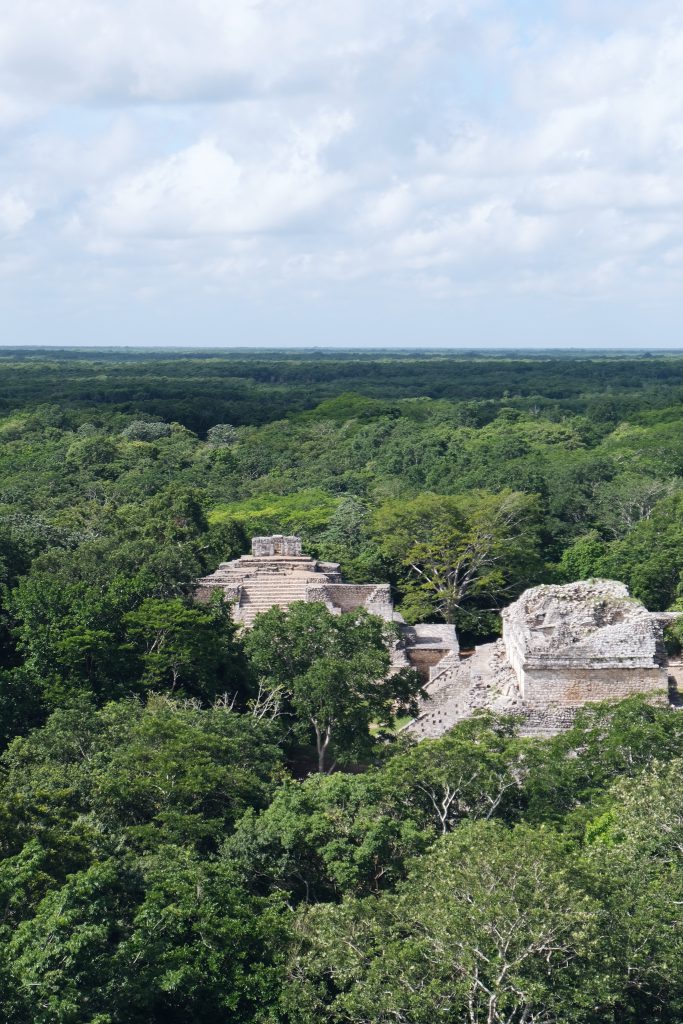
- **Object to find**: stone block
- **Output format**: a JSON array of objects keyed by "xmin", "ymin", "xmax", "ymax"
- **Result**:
[{"xmin": 251, "ymin": 535, "xmax": 302, "ymax": 557}]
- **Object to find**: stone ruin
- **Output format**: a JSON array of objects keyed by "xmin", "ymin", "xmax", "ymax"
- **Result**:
[
  {"xmin": 502, "ymin": 580, "xmax": 668, "ymax": 705},
  {"xmin": 197, "ymin": 544, "xmax": 680, "ymax": 738},
  {"xmin": 251, "ymin": 535, "xmax": 303, "ymax": 558},
  {"xmin": 195, "ymin": 535, "xmax": 458, "ymax": 675},
  {"xmin": 405, "ymin": 579, "xmax": 679, "ymax": 739}
]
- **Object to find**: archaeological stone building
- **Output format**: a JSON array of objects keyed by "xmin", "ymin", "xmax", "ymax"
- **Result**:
[
  {"xmin": 405, "ymin": 579, "xmax": 679, "ymax": 739},
  {"xmin": 195, "ymin": 535, "xmax": 458, "ymax": 674},
  {"xmin": 502, "ymin": 580, "xmax": 669, "ymax": 705},
  {"xmin": 197, "ymin": 542, "xmax": 679, "ymax": 738}
]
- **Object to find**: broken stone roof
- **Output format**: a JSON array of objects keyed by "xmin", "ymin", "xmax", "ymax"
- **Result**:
[
  {"xmin": 399, "ymin": 623, "xmax": 459, "ymax": 651},
  {"xmin": 502, "ymin": 579, "xmax": 664, "ymax": 669}
]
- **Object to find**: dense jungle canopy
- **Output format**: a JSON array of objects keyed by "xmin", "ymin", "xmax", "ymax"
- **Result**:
[{"xmin": 0, "ymin": 348, "xmax": 682, "ymax": 1022}]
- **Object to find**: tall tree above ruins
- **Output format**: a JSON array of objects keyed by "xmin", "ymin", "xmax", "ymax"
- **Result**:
[
  {"xmin": 373, "ymin": 490, "xmax": 543, "ymax": 632},
  {"xmin": 245, "ymin": 603, "xmax": 422, "ymax": 772}
]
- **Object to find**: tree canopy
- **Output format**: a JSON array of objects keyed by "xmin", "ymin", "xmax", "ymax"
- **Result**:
[
  {"xmin": 245, "ymin": 602, "xmax": 422, "ymax": 771},
  {"xmin": 0, "ymin": 350, "xmax": 682, "ymax": 1020}
]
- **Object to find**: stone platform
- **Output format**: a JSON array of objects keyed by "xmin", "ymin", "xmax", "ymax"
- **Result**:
[
  {"xmin": 404, "ymin": 579, "xmax": 679, "ymax": 740},
  {"xmin": 195, "ymin": 535, "xmax": 458, "ymax": 672}
]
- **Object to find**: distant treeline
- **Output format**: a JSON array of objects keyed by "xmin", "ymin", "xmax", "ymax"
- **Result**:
[{"xmin": 1, "ymin": 350, "xmax": 683, "ymax": 432}]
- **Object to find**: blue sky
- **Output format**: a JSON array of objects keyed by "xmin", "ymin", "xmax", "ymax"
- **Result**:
[{"xmin": 1, "ymin": 0, "xmax": 683, "ymax": 348}]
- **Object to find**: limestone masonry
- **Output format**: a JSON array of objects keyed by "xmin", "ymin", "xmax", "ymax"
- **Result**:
[
  {"xmin": 196, "ymin": 538, "xmax": 680, "ymax": 738},
  {"xmin": 195, "ymin": 535, "xmax": 458, "ymax": 674},
  {"xmin": 406, "ymin": 578, "xmax": 678, "ymax": 739}
]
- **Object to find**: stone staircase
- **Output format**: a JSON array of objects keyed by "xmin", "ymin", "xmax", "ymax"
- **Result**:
[
  {"xmin": 196, "ymin": 536, "xmax": 399, "ymax": 629},
  {"xmin": 404, "ymin": 642, "xmax": 523, "ymax": 739},
  {"xmin": 404, "ymin": 640, "xmax": 597, "ymax": 740},
  {"xmin": 407, "ymin": 658, "xmax": 475, "ymax": 738},
  {"xmin": 235, "ymin": 573, "xmax": 315, "ymax": 626}
]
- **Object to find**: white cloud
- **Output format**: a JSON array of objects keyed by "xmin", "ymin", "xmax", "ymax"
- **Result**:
[
  {"xmin": 0, "ymin": 0, "xmax": 477, "ymax": 111},
  {"xmin": 391, "ymin": 202, "xmax": 553, "ymax": 269},
  {"xmin": 4, "ymin": 0, "xmax": 683, "ymax": 342},
  {"xmin": 0, "ymin": 191, "xmax": 33, "ymax": 233},
  {"xmin": 363, "ymin": 185, "xmax": 414, "ymax": 230},
  {"xmin": 76, "ymin": 112, "xmax": 351, "ymax": 239}
]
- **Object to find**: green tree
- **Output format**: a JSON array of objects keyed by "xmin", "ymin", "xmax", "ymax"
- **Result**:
[
  {"xmin": 282, "ymin": 822, "xmax": 610, "ymax": 1024},
  {"xmin": 595, "ymin": 491, "xmax": 683, "ymax": 609},
  {"xmin": 0, "ymin": 668, "xmax": 47, "ymax": 748},
  {"xmin": 521, "ymin": 696, "xmax": 683, "ymax": 827},
  {"xmin": 374, "ymin": 490, "xmax": 543, "ymax": 630},
  {"xmin": 0, "ymin": 697, "xmax": 289, "ymax": 1022},
  {"xmin": 229, "ymin": 715, "xmax": 527, "ymax": 904},
  {"xmin": 245, "ymin": 603, "xmax": 422, "ymax": 772},
  {"xmin": 7, "ymin": 526, "xmax": 209, "ymax": 709},
  {"xmin": 0, "ymin": 697, "xmax": 284, "ymax": 859},
  {"xmin": 123, "ymin": 595, "xmax": 250, "ymax": 702},
  {"xmin": 120, "ymin": 419, "xmax": 172, "ymax": 441},
  {"xmin": 579, "ymin": 757, "xmax": 683, "ymax": 1022},
  {"xmin": 206, "ymin": 423, "xmax": 238, "ymax": 446},
  {"xmin": 382, "ymin": 713, "xmax": 526, "ymax": 834},
  {"xmin": 3, "ymin": 849, "xmax": 287, "ymax": 1024},
  {"xmin": 593, "ymin": 473, "xmax": 681, "ymax": 539},
  {"xmin": 556, "ymin": 530, "xmax": 607, "ymax": 582},
  {"xmin": 228, "ymin": 768, "xmax": 430, "ymax": 903}
]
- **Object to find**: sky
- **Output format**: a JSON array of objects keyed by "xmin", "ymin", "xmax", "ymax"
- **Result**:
[{"xmin": 2, "ymin": 0, "xmax": 683, "ymax": 348}]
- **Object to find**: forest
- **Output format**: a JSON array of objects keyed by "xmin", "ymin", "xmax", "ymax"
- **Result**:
[{"xmin": 0, "ymin": 349, "xmax": 683, "ymax": 1022}]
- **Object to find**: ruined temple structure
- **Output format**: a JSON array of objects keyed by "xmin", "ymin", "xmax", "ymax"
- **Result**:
[
  {"xmin": 195, "ymin": 535, "xmax": 458, "ymax": 675},
  {"xmin": 405, "ymin": 579, "xmax": 680, "ymax": 739},
  {"xmin": 197, "ymin": 545, "xmax": 680, "ymax": 738}
]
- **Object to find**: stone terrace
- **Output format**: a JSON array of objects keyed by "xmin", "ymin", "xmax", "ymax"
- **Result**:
[
  {"xmin": 405, "ymin": 579, "xmax": 678, "ymax": 740},
  {"xmin": 196, "ymin": 536, "xmax": 458, "ymax": 677}
]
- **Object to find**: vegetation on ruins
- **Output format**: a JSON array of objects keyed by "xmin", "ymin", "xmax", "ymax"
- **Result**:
[{"xmin": 1, "ymin": 349, "xmax": 683, "ymax": 1020}]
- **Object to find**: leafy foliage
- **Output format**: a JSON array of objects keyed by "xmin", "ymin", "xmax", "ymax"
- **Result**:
[
  {"xmin": 373, "ymin": 489, "xmax": 543, "ymax": 631},
  {"xmin": 0, "ymin": 350, "xmax": 682, "ymax": 1020},
  {"xmin": 246, "ymin": 603, "xmax": 423, "ymax": 771}
]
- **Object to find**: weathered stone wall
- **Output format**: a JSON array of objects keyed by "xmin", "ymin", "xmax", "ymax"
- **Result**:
[
  {"xmin": 300, "ymin": 584, "xmax": 338, "ymax": 614},
  {"xmin": 502, "ymin": 629, "xmax": 527, "ymax": 694},
  {"xmin": 502, "ymin": 580, "xmax": 667, "ymax": 701},
  {"xmin": 197, "ymin": 538, "xmax": 406, "ymax": 629},
  {"xmin": 402, "ymin": 624, "xmax": 459, "ymax": 650},
  {"xmin": 428, "ymin": 650, "xmax": 461, "ymax": 681},
  {"xmin": 403, "ymin": 644, "xmax": 518, "ymax": 739},
  {"xmin": 196, "ymin": 583, "xmax": 242, "ymax": 603},
  {"xmin": 667, "ymin": 661, "xmax": 683, "ymax": 705},
  {"xmin": 406, "ymin": 647, "xmax": 451, "ymax": 676},
  {"xmin": 405, "ymin": 660, "xmax": 479, "ymax": 739},
  {"xmin": 310, "ymin": 583, "xmax": 394, "ymax": 621},
  {"xmin": 405, "ymin": 581, "xmax": 676, "ymax": 741},
  {"xmin": 251, "ymin": 535, "xmax": 302, "ymax": 557},
  {"xmin": 522, "ymin": 666, "xmax": 668, "ymax": 706},
  {"xmin": 365, "ymin": 587, "xmax": 395, "ymax": 621},
  {"xmin": 515, "ymin": 705, "xmax": 578, "ymax": 738}
]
